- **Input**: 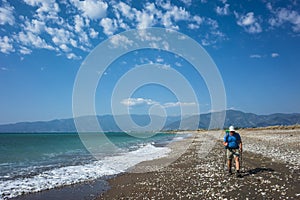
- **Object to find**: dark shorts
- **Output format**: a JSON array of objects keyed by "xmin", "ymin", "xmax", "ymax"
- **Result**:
[{"xmin": 226, "ymin": 148, "xmax": 240, "ymax": 159}]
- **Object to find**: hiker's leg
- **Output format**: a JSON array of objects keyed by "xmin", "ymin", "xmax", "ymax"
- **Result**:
[
  {"xmin": 226, "ymin": 149, "xmax": 232, "ymax": 173},
  {"xmin": 235, "ymin": 156, "xmax": 240, "ymax": 171},
  {"xmin": 235, "ymin": 149, "xmax": 241, "ymax": 171},
  {"xmin": 227, "ymin": 159, "xmax": 232, "ymax": 175},
  {"xmin": 234, "ymin": 156, "xmax": 242, "ymax": 178},
  {"xmin": 227, "ymin": 159, "xmax": 232, "ymax": 172}
]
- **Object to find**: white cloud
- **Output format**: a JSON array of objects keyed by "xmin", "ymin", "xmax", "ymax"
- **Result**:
[
  {"xmin": 271, "ymin": 53, "xmax": 279, "ymax": 58},
  {"xmin": 19, "ymin": 46, "xmax": 32, "ymax": 55},
  {"xmin": 247, "ymin": 22, "xmax": 262, "ymax": 34},
  {"xmin": 216, "ymin": 4, "xmax": 230, "ymax": 16},
  {"xmin": 0, "ymin": 36, "xmax": 14, "ymax": 54},
  {"xmin": 100, "ymin": 17, "xmax": 118, "ymax": 36},
  {"xmin": 161, "ymin": 13, "xmax": 177, "ymax": 29},
  {"xmin": 269, "ymin": 7, "xmax": 300, "ymax": 33},
  {"xmin": 206, "ymin": 18, "xmax": 219, "ymax": 30},
  {"xmin": 188, "ymin": 15, "xmax": 203, "ymax": 29},
  {"xmin": 116, "ymin": 2, "xmax": 159, "ymax": 30},
  {"xmin": 16, "ymin": 31, "xmax": 54, "ymax": 50},
  {"xmin": 160, "ymin": 3, "xmax": 190, "ymax": 30},
  {"xmin": 113, "ymin": 2, "xmax": 135, "ymax": 20},
  {"xmin": 45, "ymin": 27, "xmax": 74, "ymax": 46},
  {"xmin": 114, "ymin": 1, "xmax": 190, "ymax": 31},
  {"xmin": 237, "ymin": 12, "xmax": 255, "ymax": 26},
  {"xmin": 109, "ymin": 35, "xmax": 134, "ymax": 49},
  {"xmin": 175, "ymin": 62, "xmax": 182, "ymax": 67},
  {"xmin": 59, "ymin": 44, "xmax": 71, "ymax": 52},
  {"xmin": 188, "ymin": 23, "xmax": 199, "ymax": 29},
  {"xmin": 156, "ymin": 57, "xmax": 164, "ymax": 62},
  {"xmin": 185, "ymin": 15, "xmax": 225, "ymax": 46},
  {"xmin": 121, "ymin": 98, "xmax": 197, "ymax": 109},
  {"xmin": 139, "ymin": 57, "xmax": 153, "ymax": 64},
  {"xmin": 70, "ymin": 0, "xmax": 108, "ymax": 20},
  {"xmin": 163, "ymin": 102, "xmax": 196, "ymax": 108},
  {"xmin": 168, "ymin": 5, "xmax": 190, "ymax": 21},
  {"xmin": 162, "ymin": 40, "xmax": 170, "ymax": 50},
  {"xmin": 74, "ymin": 15, "xmax": 85, "ymax": 33},
  {"xmin": 1, "ymin": 67, "xmax": 8, "ymax": 71},
  {"xmin": 250, "ymin": 53, "xmax": 279, "ymax": 58},
  {"xmin": 137, "ymin": 30, "xmax": 162, "ymax": 42},
  {"xmin": 250, "ymin": 54, "xmax": 262, "ymax": 58},
  {"xmin": 0, "ymin": 2, "xmax": 15, "ymax": 25},
  {"xmin": 159, "ymin": 1, "xmax": 172, "ymax": 10},
  {"xmin": 193, "ymin": 15, "xmax": 203, "ymax": 25},
  {"xmin": 268, "ymin": 18, "xmax": 277, "ymax": 27},
  {"xmin": 24, "ymin": 0, "xmax": 52, "ymax": 8},
  {"xmin": 199, "ymin": 25, "xmax": 226, "ymax": 46},
  {"xmin": 136, "ymin": 9, "xmax": 156, "ymax": 29},
  {"xmin": 201, "ymin": 38, "xmax": 210, "ymax": 46},
  {"xmin": 236, "ymin": 12, "xmax": 262, "ymax": 33},
  {"xmin": 121, "ymin": 98, "xmax": 158, "ymax": 107},
  {"xmin": 180, "ymin": 0, "xmax": 192, "ymax": 6},
  {"xmin": 23, "ymin": 19, "xmax": 45, "ymax": 34},
  {"xmin": 266, "ymin": 2, "xmax": 273, "ymax": 11},
  {"xmin": 69, "ymin": 38, "xmax": 78, "ymax": 48},
  {"xmin": 89, "ymin": 28, "xmax": 98, "ymax": 38},
  {"xmin": 78, "ymin": 32, "xmax": 90, "ymax": 45},
  {"xmin": 158, "ymin": 64, "xmax": 171, "ymax": 70},
  {"xmin": 77, "ymin": 44, "xmax": 90, "ymax": 52},
  {"xmin": 23, "ymin": 0, "xmax": 60, "ymax": 22},
  {"xmin": 115, "ymin": 16, "xmax": 130, "ymax": 30},
  {"xmin": 67, "ymin": 52, "xmax": 81, "ymax": 60}
]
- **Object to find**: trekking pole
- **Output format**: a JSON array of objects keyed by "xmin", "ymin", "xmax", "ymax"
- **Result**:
[
  {"xmin": 240, "ymin": 150, "xmax": 243, "ymax": 172},
  {"xmin": 224, "ymin": 147, "xmax": 227, "ymax": 171}
]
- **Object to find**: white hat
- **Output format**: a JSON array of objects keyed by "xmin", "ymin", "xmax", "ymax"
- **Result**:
[{"xmin": 229, "ymin": 126, "xmax": 235, "ymax": 132}]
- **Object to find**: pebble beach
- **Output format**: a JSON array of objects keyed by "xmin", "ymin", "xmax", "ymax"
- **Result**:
[{"xmin": 98, "ymin": 128, "xmax": 300, "ymax": 199}]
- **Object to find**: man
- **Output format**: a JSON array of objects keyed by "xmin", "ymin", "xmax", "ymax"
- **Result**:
[{"xmin": 223, "ymin": 125, "xmax": 243, "ymax": 177}]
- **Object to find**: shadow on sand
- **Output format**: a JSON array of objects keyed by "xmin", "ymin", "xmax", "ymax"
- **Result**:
[{"xmin": 242, "ymin": 167, "xmax": 274, "ymax": 178}]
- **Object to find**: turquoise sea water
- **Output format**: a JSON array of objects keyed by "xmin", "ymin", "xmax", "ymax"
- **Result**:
[{"xmin": 0, "ymin": 132, "xmax": 183, "ymax": 199}]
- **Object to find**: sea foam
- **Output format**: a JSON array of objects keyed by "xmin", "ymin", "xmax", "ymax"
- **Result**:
[{"xmin": 0, "ymin": 144, "xmax": 170, "ymax": 199}]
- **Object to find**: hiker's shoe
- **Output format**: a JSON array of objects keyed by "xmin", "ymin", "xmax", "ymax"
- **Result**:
[
  {"xmin": 236, "ymin": 172, "xmax": 242, "ymax": 178},
  {"xmin": 227, "ymin": 171, "xmax": 232, "ymax": 176}
]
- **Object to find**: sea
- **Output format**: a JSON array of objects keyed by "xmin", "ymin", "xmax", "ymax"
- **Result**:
[{"xmin": 0, "ymin": 132, "xmax": 188, "ymax": 199}]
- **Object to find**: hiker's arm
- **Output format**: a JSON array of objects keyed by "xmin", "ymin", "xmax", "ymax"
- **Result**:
[
  {"xmin": 239, "ymin": 140, "xmax": 243, "ymax": 151},
  {"xmin": 223, "ymin": 141, "xmax": 228, "ymax": 146}
]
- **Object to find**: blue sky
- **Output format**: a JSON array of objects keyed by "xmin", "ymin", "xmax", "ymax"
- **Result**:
[{"xmin": 0, "ymin": 0, "xmax": 300, "ymax": 124}]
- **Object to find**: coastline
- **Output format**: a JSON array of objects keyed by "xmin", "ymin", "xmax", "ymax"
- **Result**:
[
  {"xmin": 7, "ymin": 129, "xmax": 300, "ymax": 199},
  {"xmin": 7, "ymin": 132, "xmax": 192, "ymax": 200}
]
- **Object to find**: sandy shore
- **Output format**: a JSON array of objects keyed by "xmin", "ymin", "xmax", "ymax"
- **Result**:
[
  {"xmin": 10, "ymin": 128, "xmax": 300, "ymax": 200},
  {"xmin": 98, "ymin": 129, "xmax": 300, "ymax": 199}
]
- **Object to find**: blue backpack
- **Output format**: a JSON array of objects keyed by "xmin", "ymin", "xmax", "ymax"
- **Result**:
[{"xmin": 224, "ymin": 130, "xmax": 240, "ymax": 149}]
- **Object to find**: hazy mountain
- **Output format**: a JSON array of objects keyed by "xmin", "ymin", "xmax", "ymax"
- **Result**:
[
  {"xmin": 166, "ymin": 110, "xmax": 300, "ymax": 130},
  {"xmin": 0, "ymin": 110, "xmax": 299, "ymax": 133},
  {"xmin": 0, "ymin": 115, "xmax": 180, "ymax": 133}
]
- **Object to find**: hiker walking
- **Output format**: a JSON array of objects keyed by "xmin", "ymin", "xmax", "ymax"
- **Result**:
[{"xmin": 223, "ymin": 126, "xmax": 243, "ymax": 177}]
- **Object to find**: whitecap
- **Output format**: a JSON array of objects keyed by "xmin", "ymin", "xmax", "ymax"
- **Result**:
[{"xmin": 0, "ymin": 144, "xmax": 170, "ymax": 199}]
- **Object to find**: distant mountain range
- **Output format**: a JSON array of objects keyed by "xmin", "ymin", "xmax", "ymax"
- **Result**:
[{"xmin": 0, "ymin": 110, "xmax": 300, "ymax": 133}]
